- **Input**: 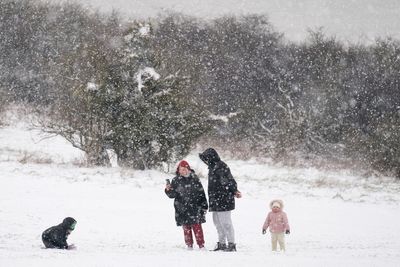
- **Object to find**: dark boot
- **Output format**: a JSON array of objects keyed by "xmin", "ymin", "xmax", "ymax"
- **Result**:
[
  {"xmin": 212, "ymin": 242, "xmax": 226, "ymax": 251},
  {"xmin": 224, "ymin": 242, "xmax": 236, "ymax": 252}
]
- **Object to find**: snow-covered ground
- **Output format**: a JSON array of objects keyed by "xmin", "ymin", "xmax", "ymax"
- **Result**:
[{"xmin": 1, "ymin": 111, "xmax": 400, "ymax": 266}]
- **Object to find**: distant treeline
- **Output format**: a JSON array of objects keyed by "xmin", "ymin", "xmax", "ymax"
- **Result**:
[{"xmin": 1, "ymin": 0, "xmax": 399, "ymax": 177}]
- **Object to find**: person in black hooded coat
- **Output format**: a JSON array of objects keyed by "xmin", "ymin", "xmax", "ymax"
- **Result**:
[
  {"xmin": 42, "ymin": 217, "xmax": 77, "ymax": 249},
  {"xmin": 199, "ymin": 148, "xmax": 241, "ymax": 252},
  {"xmin": 165, "ymin": 160, "xmax": 208, "ymax": 249}
]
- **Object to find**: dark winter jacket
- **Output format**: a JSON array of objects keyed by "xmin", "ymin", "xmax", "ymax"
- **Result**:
[
  {"xmin": 199, "ymin": 148, "xmax": 238, "ymax": 212},
  {"xmin": 165, "ymin": 171, "xmax": 208, "ymax": 226},
  {"xmin": 42, "ymin": 217, "xmax": 76, "ymax": 249}
]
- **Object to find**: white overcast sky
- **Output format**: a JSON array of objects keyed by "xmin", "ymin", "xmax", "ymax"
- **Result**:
[{"xmin": 48, "ymin": 0, "xmax": 400, "ymax": 43}]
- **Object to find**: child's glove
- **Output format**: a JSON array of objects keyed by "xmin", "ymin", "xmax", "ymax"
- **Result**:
[
  {"xmin": 262, "ymin": 229, "xmax": 266, "ymax": 235},
  {"xmin": 285, "ymin": 230, "xmax": 290, "ymax": 234}
]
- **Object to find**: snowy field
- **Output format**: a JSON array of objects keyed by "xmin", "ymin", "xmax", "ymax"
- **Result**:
[{"xmin": 1, "ymin": 112, "xmax": 400, "ymax": 266}]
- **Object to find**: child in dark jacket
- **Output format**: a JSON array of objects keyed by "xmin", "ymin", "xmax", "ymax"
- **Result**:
[
  {"xmin": 42, "ymin": 217, "xmax": 77, "ymax": 249},
  {"xmin": 165, "ymin": 160, "xmax": 208, "ymax": 250}
]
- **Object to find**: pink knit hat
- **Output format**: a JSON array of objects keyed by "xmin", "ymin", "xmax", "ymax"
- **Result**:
[{"xmin": 176, "ymin": 160, "xmax": 190, "ymax": 173}]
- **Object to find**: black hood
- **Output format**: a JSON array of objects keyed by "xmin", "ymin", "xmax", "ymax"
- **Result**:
[
  {"xmin": 62, "ymin": 217, "xmax": 77, "ymax": 230},
  {"xmin": 199, "ymin": 148, "xmax": 221, "ymax": 166}
]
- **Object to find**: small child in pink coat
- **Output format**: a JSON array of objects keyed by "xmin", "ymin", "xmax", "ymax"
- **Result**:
[{"xmin": 262, "ymin": 199, "xmax": 290, "ymax": 251}]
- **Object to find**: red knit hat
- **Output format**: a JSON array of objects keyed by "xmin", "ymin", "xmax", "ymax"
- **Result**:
[{"xmin": 176, "ymin": 160, "xmax": 190, "ymax": 173}]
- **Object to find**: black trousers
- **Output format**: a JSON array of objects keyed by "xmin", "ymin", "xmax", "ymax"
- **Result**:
[{"xmin": 42, "ymin": 235, "xmax": 58, "ymax": 248}]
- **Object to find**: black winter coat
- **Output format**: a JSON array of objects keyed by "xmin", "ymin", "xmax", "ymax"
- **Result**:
[
  {"xmin": 199, "ymin": 148, "xmax": 238, "ymax": 212},
  {"xmin": 42, "ymin": 217, "xmax": 76, "ymax": 249},
  {"xmin": 165, "ymin": 171, "xmax": 208, "ymax": 226}
]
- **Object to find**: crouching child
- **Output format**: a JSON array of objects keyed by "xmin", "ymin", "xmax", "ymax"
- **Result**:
[{"xmin": 42, "ymin": 217, "xmax": 77, "ymax": 249}]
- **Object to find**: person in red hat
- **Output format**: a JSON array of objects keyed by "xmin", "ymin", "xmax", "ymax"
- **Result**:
[{"xmin": 165, "ymin": 160, "xmax": 208, "ymax": 250}]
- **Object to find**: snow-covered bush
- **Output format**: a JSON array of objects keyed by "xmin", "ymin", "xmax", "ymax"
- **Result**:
[
  {"xmin": 0, "ymin": 0, "xmax": 62, "ymax": 104},
  {"xmin": 37, "ymin": 20, "xmax": 212, "ymax": 168},
  {"xmin": 363, "ymin": 117, "xmax": 400, "ymax": 178},
  {"xmin": 30, "ymin": 3, "xmax": 121, "ymax": 166},
  {"xmin": 91, "ymin": 23, "xmax": 212, "ymax": 169}
]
